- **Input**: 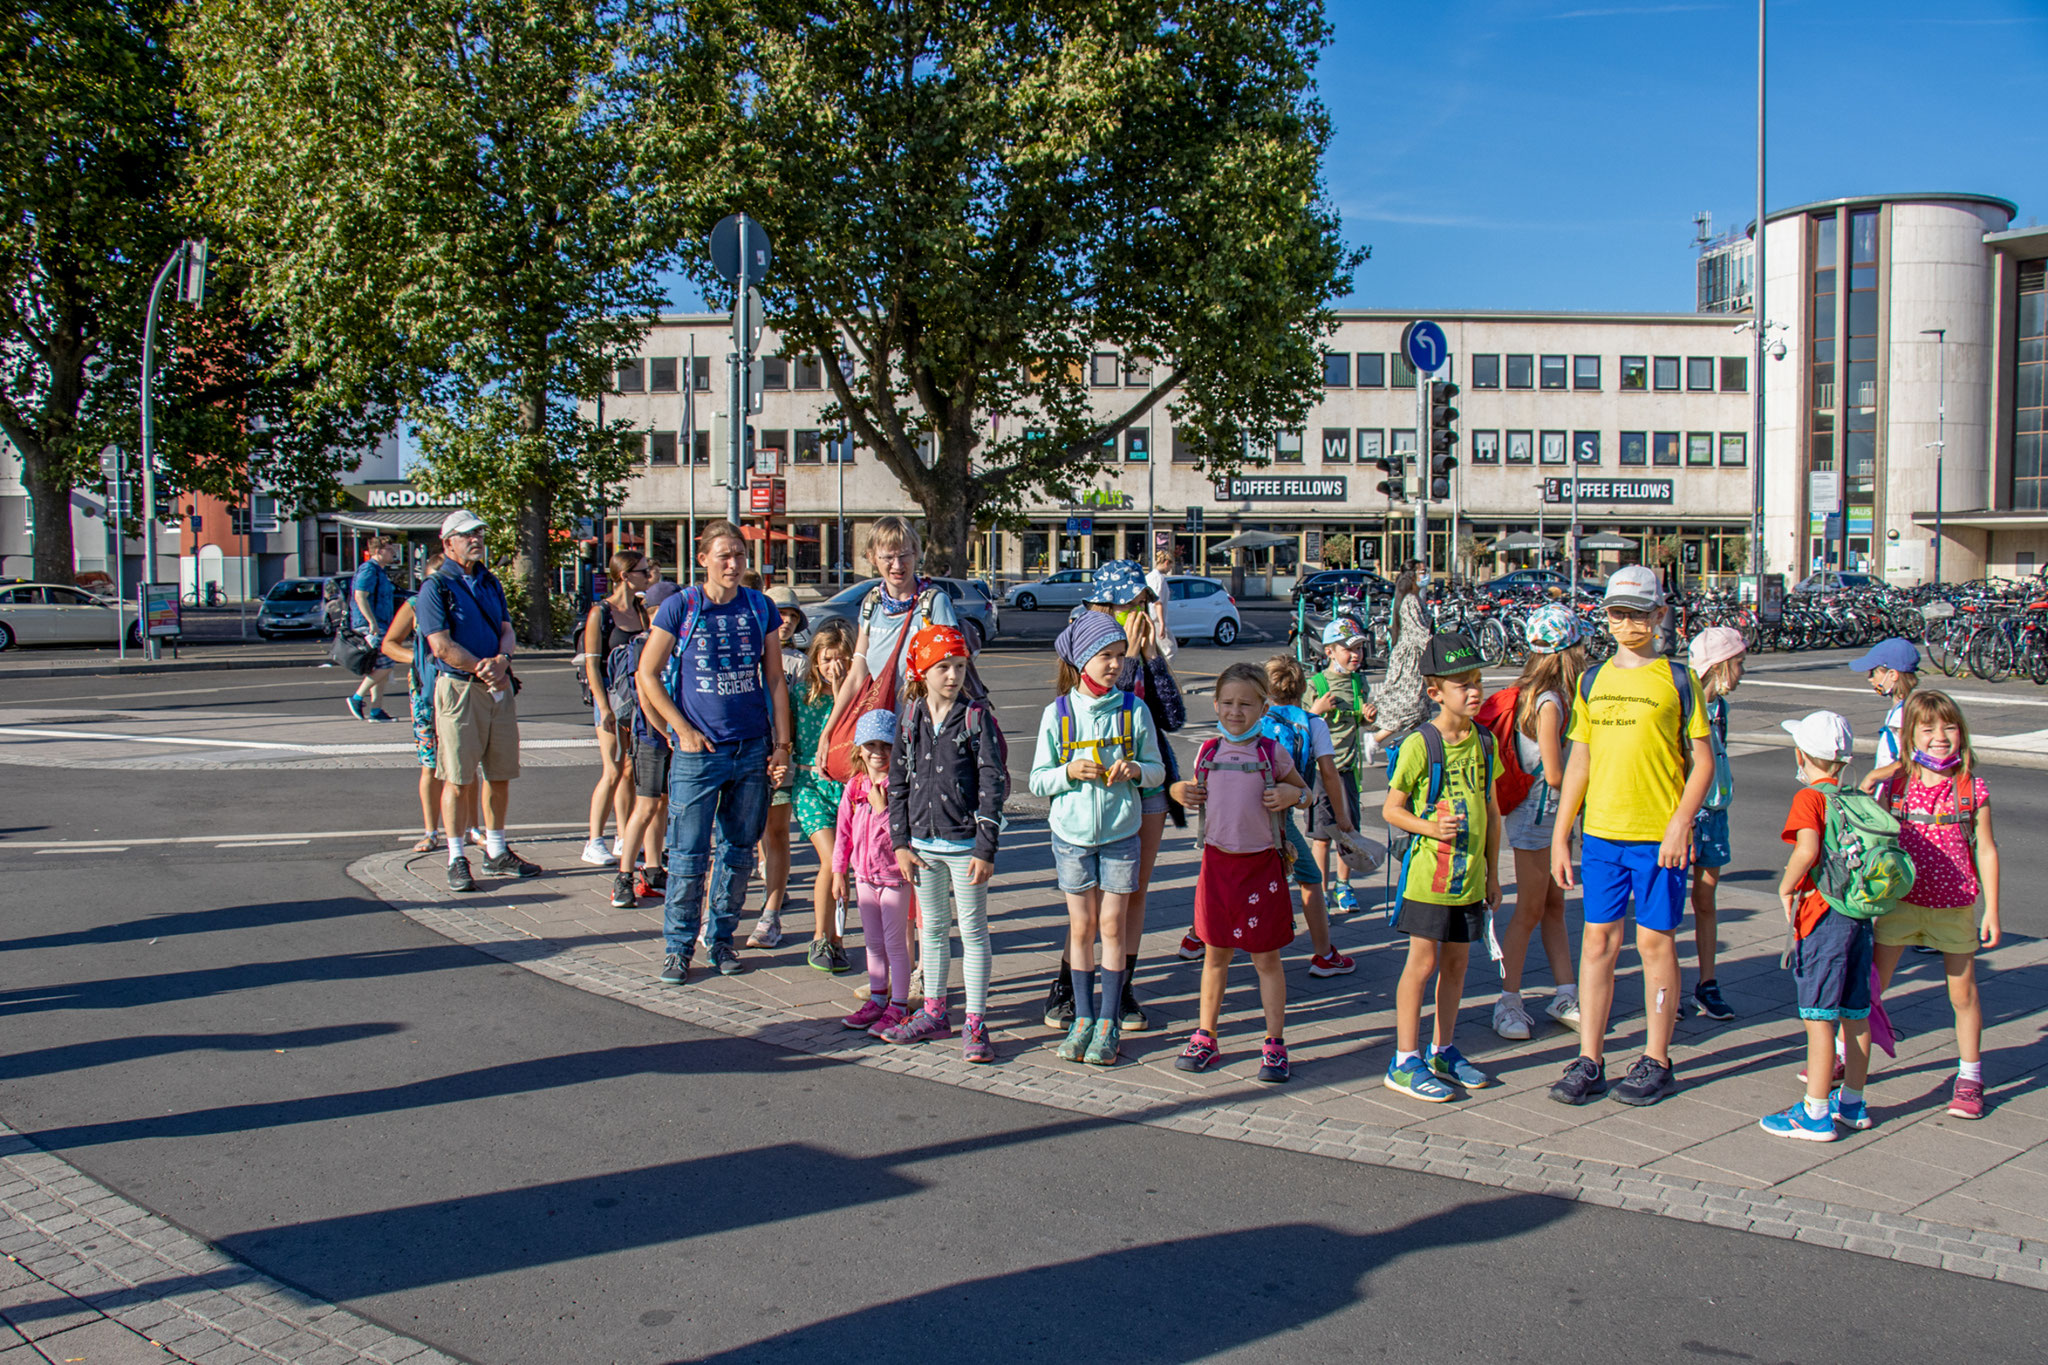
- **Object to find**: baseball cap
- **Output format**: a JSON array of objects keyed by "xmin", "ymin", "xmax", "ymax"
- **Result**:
[
  {"xmin": 439, "ymin": 508, "xmax": 486, "ymax": 539},
  {"xmin": 1849, "ymin": 638, "xmax": 1921, "ymax": 675},
  {"xmin": 1781, "ymin": 710, "xmax": 1854, "ymax": 762},
  {"xmin": 1687, "ymin": 624, "xmax": 1748, "ymax": 675},
  {"xmin": 1320, "ymin": 620, "xmax": 1366, "ymax": 647},
  {"xmin": 1420, "ymin": 631, "xmax": 1483, "ymax": 678},
  {"xmin": 1602, "ymin": 564, "xmax": 1663, "ymax": 612},
  {"xmin": 640, "ymin": 581, "xmax": 681, "ymax": 610}
]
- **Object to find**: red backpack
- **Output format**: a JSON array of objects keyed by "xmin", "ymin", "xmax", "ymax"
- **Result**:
[{"xmin": 1475, "ymin": 687, "xmax": 1540, "ymax": 816}]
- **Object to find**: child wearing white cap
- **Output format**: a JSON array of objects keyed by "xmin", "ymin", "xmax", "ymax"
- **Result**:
[{"xmin": 1685, "ymin": 625, "xmax": 1749, "ymax": 1023}]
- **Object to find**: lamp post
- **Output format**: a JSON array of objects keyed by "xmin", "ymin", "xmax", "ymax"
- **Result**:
[
  {"xmin": 1921, "ymin": 327, "xmax": 1946, "ymax": 584},
  {"xmin": 139, "ymin": 238, "xmax": 207, "ymax": 660},
  {"xmin": 1749, "ymin": 0, "xmax": 1768, "ymax": 586}
]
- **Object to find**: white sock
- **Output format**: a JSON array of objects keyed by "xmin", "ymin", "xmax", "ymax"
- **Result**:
[
  {"xmin": 486, "ymin": 830, "xmax": 508, "ymax": 859},
  {"xmin": 1428, "ymin": 1043, "xmax": 1449, "ymax": 1057},
  {"xmin": 1499, "ymin": 989, "xmax": 1523, "ymax": 1005},
  {"xmin": 1839, "ymin": 1087, "xmax": 1864, "ymax": 1106},
  {"xmin": 1804, "ymin": 1095, "xmax": 1830, "ymax": 1121},
  {"xmin": 1395, "ymin": 1049, "xmax": 1420, "ymax": 1067},
  {"xmin": 447, "ymin": 841, "xmax": 464, "ymax": 866},
  {"xmin": 1959, "ymin": 1059, "xmax": 1983, "ymax": 1082},
  {"xmin": 1556, "ymin": 983, "xmax": 1578, "ymax": 1001}
]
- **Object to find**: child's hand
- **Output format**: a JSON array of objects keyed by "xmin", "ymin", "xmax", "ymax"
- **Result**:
[
  {"xmin": 1261, "ymin": 785, "xmax": 1294, "ymax": 812},
  {"xmin": 1485, "ymin": 873, "xmax": 1502, "ymax": 910},
  {"xmin": 1551, "ymin": 842, "xmax": 1576, "ymax": 890},
  {"xmin": 1780, "ymin": 888, "xmax": 1798, "ymax": 922},
  {"xmin": 832, "ymin": 874, "xmax": 848, "ymax": 907},
  {"xmin": 1307, "ymin": 690, "xmax": 1339, "ymax": 716},
  {"xmin": 1981, "ymin": 912, "xmax": 2002, "ymax": 949},
  {"xmin": 1066, "ymin": 757, "xmax": 1105, "ymax": 783},
  {"xmin": 1105, "ymin": 759, "xmax": 1140, "ymax": 785},
  {"xmin": 895, "ymin": 848, "xmax": 924, "ymax": 881},
  {"xmin": 1657, "ymin": 815, "xmax": 1692, "ymax": 869},
  {"xmin": 1431, "ymin": 804, "xmax": 1463, "ymax": 842},
  {"xmin": 967, "ymin": 857, "xmax": 993, "ymax": 886},
  {"xmin": 1360, "ymin": 703, "xmax": 1378, "ymax": 725},
  {"xmin": 1172, "ymin": 779, "xmax": 1207, "ymax": 809}
]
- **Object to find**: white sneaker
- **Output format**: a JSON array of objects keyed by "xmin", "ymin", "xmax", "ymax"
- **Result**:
[
  {"xmin": 580, "ymin": 838, "xmax": 612, "ymax": 866},
  {"xmin": 746, "ymin": 916, "xmax": 783, "ymax": 949},
  {"xmin": 1492, "ymin": 996, "xmax": 1533, "ymax": 1041},
  {"xmin": 1547, "ymin": 993, "xmax": 1582, "ymax": 1028}
]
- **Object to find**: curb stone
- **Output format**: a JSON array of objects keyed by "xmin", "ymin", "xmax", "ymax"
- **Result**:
[{"xmin": 351, "ymin": 848, "xmax": 2048, "ymax": 1292}]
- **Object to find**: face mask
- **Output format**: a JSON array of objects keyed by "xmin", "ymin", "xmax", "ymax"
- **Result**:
[
  {"xmin": 1219, "ymin": 719, "xmax": 1262, "ymax": 743},
  {"xmin": 1913, "ymin": 748, "xmax": 1962, "ymax": 772}
]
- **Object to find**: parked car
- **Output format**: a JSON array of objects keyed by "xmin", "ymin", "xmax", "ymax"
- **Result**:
[
  {"xmin": 1792, "ymin": 570, "xmax": 1876, "ymax": 593},
  {"xmin": 1290, "ymin": 569, "xmax": 1394, "ymax": 609},
  {"xmin": 805, "ymin": 577, "xmax": 999, "ymax": 654},
  {"xmin": 1478, "ymin": 569, "xmax": 1572, "ymax": 592},
  {"xmin": 0, "ymin": 582, "xmax": 141, "ymax": 650},
  {"xmin": 257, "ymin": 578, "xmax": 335, "ymax": 640},
  {"xmin": 1162, "ymin": 575, "xmax": 1241, "ymax": 646},
  {"xmin": 1003, "ymin": 569, "xmax": 1093, "ymax": 612}
]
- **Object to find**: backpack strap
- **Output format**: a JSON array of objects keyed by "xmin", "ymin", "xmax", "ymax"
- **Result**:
[
  {"xmin": 1578, "ymin": 659, "xmax": 1604, "ymax": 706},
  {"xmin": 1419, "ymin": 721, "xmax": 1448, "ymax": 812},
  {"xmin": 1955, "ymin": 773, "xmax": 1978, "ymax": 849},
  {"xmin": 1055, "ymin": 693, "xmax": 1075, "ymax": 762}
]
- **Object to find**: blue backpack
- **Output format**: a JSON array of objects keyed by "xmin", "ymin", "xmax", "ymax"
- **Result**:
[
  {"xmin": 1261, "ymin": 703, "xmax": 1317, "ymax": 784},
  {"xmin": 1393, "ymin": 722, "xmax": 1496, "ymax": 908}
]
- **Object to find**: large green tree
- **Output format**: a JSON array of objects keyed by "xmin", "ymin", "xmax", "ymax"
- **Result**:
[
  {"xmin": 643, "ymin": 0, "xmax": 1358, "ymax": 572},
  {"xmin": 180, "ymin": 0, "xmax": 665, "ymax": 639}
]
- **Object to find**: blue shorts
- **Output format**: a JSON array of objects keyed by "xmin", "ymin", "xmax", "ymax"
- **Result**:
[
  {"xmin": 1283, "ymin": 813, "xmax": 1318, "ymax": 886},
  {"xmin": 1794, "ymin": 908, "xmax": 1874, "ymax": 1021},
  {"xmin": 1581, "ymin": 835, "xmax": 1687, "ymax": 932},
  {"xmin": 1692, "ymin": 808, "xmax": 1731, "ymax": 870},
  {"xmin": 1050, "ymin": 831, "xmax": 1141, "ymax": 896}
]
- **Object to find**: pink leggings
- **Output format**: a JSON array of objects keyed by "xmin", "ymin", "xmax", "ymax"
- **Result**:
[{"xmin": 858, "ymin": 879, "xmax": 913, "ymax": 1003}]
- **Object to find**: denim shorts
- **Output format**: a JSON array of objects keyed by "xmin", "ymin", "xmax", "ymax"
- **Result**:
[
  {"xmin": 1141, "ymin": 787, "xmax": 1168, "ymax": 816},
  {"xmin": 1794, "ymin": 908, "xmax": 1874, "ymax": 1021},
  {"xmin": 1050, "ymin": 831, "xmax": 1140, "ymax": 895},
  {"xmin": 1692, "ymin": 807, "xmax": 1731, "ymax": 870},
  {"xmin": 1502, "ymin": 789, "xmax": 1558, "ymax": 852},
  {"xmin": 1283, "ymin": 812, "xmax": 1319, "ymax": 886}
]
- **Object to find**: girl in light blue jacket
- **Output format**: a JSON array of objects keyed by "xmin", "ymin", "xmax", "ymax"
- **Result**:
[{"xmin": 1029, "ymin": 612, "xmax": 1166, "ymax": 1067}]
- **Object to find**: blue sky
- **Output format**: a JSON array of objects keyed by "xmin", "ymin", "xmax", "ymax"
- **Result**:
[{"xmin": 654, "ymin": 1, "xmax": 2047, "ymax": 317}]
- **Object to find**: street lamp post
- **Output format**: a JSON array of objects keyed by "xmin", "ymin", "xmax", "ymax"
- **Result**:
[
  {"xmin": 1922, "ymin": 327, "xmax": 1946, "ymax": 584},
  {"xmin": 139, "ymin": 239, "xmax": 205, "ymax": 660},
  {"xmin": 1750, "ymin": 0, "xmax": 1768, "ymax": 583}
]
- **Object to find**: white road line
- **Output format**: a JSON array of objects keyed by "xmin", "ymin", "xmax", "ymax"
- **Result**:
[
  {"xmin": 5, "ymin": 822, "xmax": 583, "ymax": 851},
  {"xmin": 0, "ymin": 725, "xmax": 594, "ymax": 754},
  {"xmin": 1734, "ymin": 678, "xmax": 2048, "ymax": 708},
  {"xmin": 214, "ymin": 839, "xmax": 311, "ymax": 848},
  {"xmin": 33, "ymin": 846, "xmax": 129, "ymax": 854}
]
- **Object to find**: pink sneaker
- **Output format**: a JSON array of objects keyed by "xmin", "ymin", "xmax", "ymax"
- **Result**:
[
  {"xmin": 961, "ymin": 1014, "xmax": 994, "ymax": 1063},
  {"xmin": 1948, "ymin": 1076, "xmax": 1986, "ymax": 1119},
  {"xmin": 882, "ymin": 1003, "xmax": 951, "ymax": 1044},
  {"xmin": 842, "ymin": 998, "xmax": 888, "ymax": 1031},
  {"xmin": 866, "ymin": 1002, "xmax": 909, "ymax": 1039}
]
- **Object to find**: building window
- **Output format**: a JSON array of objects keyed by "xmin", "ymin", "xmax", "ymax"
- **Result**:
[
  {"xmin": 1321, "ymin": 428, "xmax": 1350, "ymax": 463},
  {"xmin": 1505, "ymin": 355, "xmax": 1534, "ymax": 389},
  {"xmin": 1574, "ymin": 431, "xmax": 1600, "ymax": 465},
  {"xmin": 1720, "ymin": 356, "xmax": 1748, "ymax": 392},
  {"xmin": 1472, "ymin": 430, "xmax": 1499, "ymax": 464},
  {"xmin": 1653, "ymin": 357, "xmax": 1680, "ymax": 391},
  {"xmin": 251, "ymin": 495, "xmax": 280, "ymax": 533},
  {"xmin": 1505, "ymin": 430, "xmax": 1533, "ymax": 464},
  {"xmin": 1276, "ymin": 430, "xmax": 1305, "ymax": 463},
  {"xmin": 1687, "ymin": 357, "xmax": 1715, "ymax": 391},
  {"xmin": 1620, "ymin": 431, "xmax": 1648, "ymax": 466},
  {"xmin": 760, "ymin": 358, "xmax": 789, "ymax": 390},
  {"xmin": 692, "ymin": 356, "xmax": 712, "ymax": 391},
  {"xmin": 758, "ymin": 428, "xmax": 788, "ymax": 471},
  {"xmin": 649, "ymin": 358, "xmax": 678, "ymax": 392},
  {"xmin": 1356, "ymin": 353, "xmax": 1386, "ymax": 387},
  {"xmin": 1621, "ymin": 356, "xmax": 1648, "ymax": 391},
  {"xmin": 649, "ymin": 431, "xmax": 678, "ymax": 465},
  {"xmin": 2013, "ymin": 259, "xmax": 2046, "ymax": 508},
  {"xmin": 1540, "ymin": 355, "xmax": 1568, "ymax": 390},
  {"xmin": 1391, "ymin": 353, "xmax": 1418, "ymax": 389},
  {"xmin": 1539, "ymin": 431, "xmax": 1566, "ymax": 464},
  {"xmin": 1090, "ymin": 353, "xmax": 1120, "ymax": 387},
  {"xmin": 1323, "ymin": 353, "xmax": 1351, "ymax": 387},
  {"xmin": 1719, "ymin": 432, "xmax": 1748, "ymax": 466},
  {"xmin": 1126, "ymin": 357, "xmax": 1154, "ymax": 387},
  {"xmin": 1172, "ymin": 426, "xmax": 1199, "ymax": 462},
  {"xmin": 1357, "ymin": 429, "xmax": 1384, "ymax": 467},
  {"xmin": 1686, "ymin": 432, "xmax": 1713, "ymax": 466},
  {"xmin": 616, "ymin": 358, "xmax": 645, "ymax": 393},
  {"xmin": 693, "ymin": 430, "xmax": 712, "ymax": 465},
  {"xmin": 793, "ymin": 356, "xmax": 823, "ymax": 390},
  {"xmin": 1392, "ymin": 428, "xmax": 1418, "ymax": 459},
  {"xmin": 1573, "ymin": 356, "xmax": 1601, "ymax": 391},
  {"xmin": 825, "ymin": 432, "xmax": 853, "ymax": 464},
  {"xmin": 1652, "ymin": 432, "xmax": 1680, "ymax": 465},
  {"xmin": 1125, "ymin": 429, "xmax": 1150, "ymax": 462},
  {"xmin": 794, "ymin": 429, "xmax": 822, "ymax": 464},
  {"xmin": 230, "ymin": 506, "xmax": 250, "ymax": 536},
  {"xmin": 1471, "ymin": 355, "xmax": 1500, "ymax": 389}
]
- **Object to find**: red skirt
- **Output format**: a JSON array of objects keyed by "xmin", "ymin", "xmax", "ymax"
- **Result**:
[{"xmin": 1194, "ymin": 846, "xmax": 1295, "ymax": 953}]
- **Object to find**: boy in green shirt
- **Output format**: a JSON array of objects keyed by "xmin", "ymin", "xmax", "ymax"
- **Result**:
[
  {"xmin": 1380, "ymin": 632, "xmax": 1501, "ymax": 1102},
  {"xmin": 1308, "ymin": 621, "xmax": 1378, "ymax": 912}
]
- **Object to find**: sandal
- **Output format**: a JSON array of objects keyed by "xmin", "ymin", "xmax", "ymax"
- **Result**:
[{"xmin": 412, "ymin": 833, "xmax": 440, "ymax": 853}]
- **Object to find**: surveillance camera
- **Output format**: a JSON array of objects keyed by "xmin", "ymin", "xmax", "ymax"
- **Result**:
[{"xmin": 1768, "ymin": 340, "xmax": 1787, "ymax": 361}]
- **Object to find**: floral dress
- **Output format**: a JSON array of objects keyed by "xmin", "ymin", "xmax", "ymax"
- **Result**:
[{"xmin": 791, "ymin": 687, "xmax": 842, "ymax": 839}]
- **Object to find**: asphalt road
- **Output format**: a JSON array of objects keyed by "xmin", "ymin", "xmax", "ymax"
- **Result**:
[{"xmin": 1, "ymin": 651, "xmax": 2043, "ymax": 1363}]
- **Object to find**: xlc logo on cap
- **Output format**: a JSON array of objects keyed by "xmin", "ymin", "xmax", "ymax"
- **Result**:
[{"xmin": 1422, "ymin": 631, "xmax": 1482, "ymax": 677}]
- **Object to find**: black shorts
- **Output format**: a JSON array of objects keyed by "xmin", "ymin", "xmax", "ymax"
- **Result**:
[
  {"xmin": 1393, "ymin": 897, "xmax": 1487, "ymax": 944},
  {"xmin": 632, "ymin": 740, "xmax": 672, "ymax": 800},
  {"xmin": 1309, "ymin": 768, "xmax": 1360, "ymax": 841}
]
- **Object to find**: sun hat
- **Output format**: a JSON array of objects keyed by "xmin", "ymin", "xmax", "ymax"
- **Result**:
[
  {"xmin": 766, "ymin": 584, "xmax": 807, "ymax": 630},
  {"xmin": 1087, "ymin": 559, "xmax": 1150, "ymax": 606},
  {"xmin": 1420, "ymin": 631, "xmax": 1483, "ymax": 678},
  {"xmin": 1320, "ymin": 620, "xmax": 1366, "ymax": 647},
  {"xmin": 1524, "ymin": 603, "xmax": 1581, "ymax": 654},
  {"xmin": 1781, "ymin": 710, "xmax": 1853, "ymax": 762},
  {"xmin": 439, "ymin": 509, "xmax": 486, "ymax": 539},
  {"xmin": 1687, "ymin": 624, "xmax": 1748, "ymax": 674},
  {"xmin": 853, "ymin": 708, "xmax": 898, "ymax": 747},
  {"xmin": 1056, "ymin": 611, "xmax": 1127, "ymax": 669},
  {"xmin": 908, "ymin": 624, "xmax": 968, "ymax": 680},
  {"xmin": 1602, "ymin": 564, "xmax": 1663, "ymax": 612},
  {"xmin": 1849, "ymin": 638, "xmax": 1921, "ymax": 675}
]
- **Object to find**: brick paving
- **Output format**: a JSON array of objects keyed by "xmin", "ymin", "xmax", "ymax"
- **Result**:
[{"xmin": 355, "ymin": 824, "xmax": 2048, "ymax": 1292}]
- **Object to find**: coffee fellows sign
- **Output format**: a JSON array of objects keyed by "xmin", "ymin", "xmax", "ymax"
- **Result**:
[
  {"xmin": 1542, "ymin": 477, "xmax": 1674, "ymax": 506},
  {"xmin": 1213, "ymin": 475, "xmax": 1348, "ymax": 503}
]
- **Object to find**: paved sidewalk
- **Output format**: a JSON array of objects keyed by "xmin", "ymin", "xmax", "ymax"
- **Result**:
[{"xmin": 354, "ymin": 826, "xmax": 2048, "ymax": 1291}]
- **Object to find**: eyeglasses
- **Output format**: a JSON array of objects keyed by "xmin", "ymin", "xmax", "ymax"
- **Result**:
[
  {"xmin": 624, "ymin": 567, "xmax": 652, "ymax": 578},
  {"xmin": 1604, "ymin": 606, "xmax": 1655, "ymax": 623}
]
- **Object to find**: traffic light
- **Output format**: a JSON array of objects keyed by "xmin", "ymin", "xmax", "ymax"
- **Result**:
[
  {"xmin": 1430, "ymin": 452, "xmax": 1458, "ymax": 501},
  {"xmin": 1427, "ymin": 379, "xmax": 1459, "ymax": 499},
  {"xmin": 1374, "ymin": 455, "xmax": 1408, "ymax": 501}
]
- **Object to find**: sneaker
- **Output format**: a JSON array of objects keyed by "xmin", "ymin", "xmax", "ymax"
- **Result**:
[
  {"xmin": 1083, "ymin": 1018, "xmax": 1122, "ymax": 1067},
  {"xmin": 842, "ymin": 998, "xmax": 888, "ymax": 1031},
  {"xmin": 882, "ymin": 1004, "xmax": 951, "ymax": 1044},
  {"xmin": 1042, "ymin": 972, "xmax": 1076, "ymax": 1029},
  {"xmin": 746, "ymin": 916, "xmax": 783, "ymax": 950},
  {"xmin": 808, "ymin": 940, "xmax": 836, "ymax": 973},
  {"xmin": 1759, "ymin": 1102, "xmax": 1839, "ymax": 1142},
  {"xmin": 1548, "ymin": 1055, "xmax": 1608, "ymax": 1105},
  {"xmin": 580, "ymin": 838, "xmax": 612, "ymax": 866},
  {"xmin": 1327, "ymin": 880, "xmax": 1360, "ymax": 914},
  {"xmin": 658, "ymin": 953, "xmax": 688, "ymax": 985},
  {"xmin": 481, "ymin": 849, "xmax": 541, "ymax": 879},
  {"xmin": 446, "ymin": 856, "xmax": 475, "ymax": 893},
  {"xmin": 364, "ymin": 707, "xmax": 393, "ymax": 723},
  {"xmin": 1428, "ymin": 1046, "xmax": 1491, "ymax": 1090},
  {"xmin": 1947, "ymin": 1076, "xmax": 1986, "ymax": 1119},
  {"xmin": 866, "ymin": 1002, "xmax": 908, "ymax": 1039},
  {"xmin": 1176, "ymin": 933, "xmax": 1205, "ymax": 961},
  {"xmin": 1492, "ymin": 997, "xmax": 1534, "ymax": 1041},
  {"xmin": 1692, "ymin": 980, "xmax": 1734, "ymax": 1021},
  {"xmin": 1547, "ymin": 993, "xmax": 1581, "ymax": 1028},
  {"xmin": 1307, "ymin": 950, "xmax": 1356, "ymax": 978},
  {"xmin": 962, "ymin": 1015, "xmax": 994, "ymax": 1063},
  {"xmin": 1175, "ymin": 1029, "xmax": 1220, "ymax": 1072},
  {"xmin": 824, "ymin": 941, "xmax": 850, "ymax": 974},
  {"xmin": 1384, "ymin": 1054, "xmax": 1455, "ymax": 1103},
  {"xmin": 1056, "ymin": 1018, "xmax": 1095, "ymax": 1063},
  {"xmin": 634, "ymin": 866, "xmax": 668, "ymax": 897},
  {"xmin": 1797, "ymin": 1058, "xmax": 1847, "ymax": 1085},
  {"xmin": 1255, "ymin": 1038, "xmax": 1290, "ymax": 1085},
  {"xmin": 610, "ymin": 872, "xmax": 636, "ymax": 908},
  {"xmin": 710, "ymin": 944, "xmax": 743, "ymax": 976},
  {"xmin": 1119, "ymin": 982, "xmax": 1150, "ymax": 1033},
  {"xmin": 1829, "ymin": 1088, "xmax": 1873, "ymax": 1131},
  {"xmin": 1612, "ymin": 1055, "xmax": 1677, "ymax": 1107},
  {"xmin": 347, "ymin": 694, "xmax": 366, "ymax": 720}
]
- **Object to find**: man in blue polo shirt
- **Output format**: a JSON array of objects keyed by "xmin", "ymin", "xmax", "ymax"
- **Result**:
[
  {"xmin": 347, "ymin": 536, "xmax": 398, "ymax": 722},
  {"xmin": 415, "ymin": 508, "xmax": 537, "ymax": 892}
]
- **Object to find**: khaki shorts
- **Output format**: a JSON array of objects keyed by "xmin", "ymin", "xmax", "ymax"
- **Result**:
[
  {"xmin": 434, "ymin": 674, "xmax": 520, "ymax": 783},
  {"xmin": 1874, "ymin": 901, "xmax": 1979, "ymax": 956}
]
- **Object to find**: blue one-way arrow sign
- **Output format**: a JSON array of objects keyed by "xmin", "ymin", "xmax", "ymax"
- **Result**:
[{"xmin": 1401, "ymin": 319, "xmax": 1448, "ymax": 374}]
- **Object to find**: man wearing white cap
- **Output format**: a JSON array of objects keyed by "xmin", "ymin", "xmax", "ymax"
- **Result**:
[{"xmin": 415, "ymin": 509, "xmax": 536, "ymax": 891}]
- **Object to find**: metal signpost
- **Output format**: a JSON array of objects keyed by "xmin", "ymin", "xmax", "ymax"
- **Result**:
[
  {"xmin": 139, "ymin": 238, "xmax": 208, "ymax": 659},
  {"xmin": 1401, "ymin": 321, "xmax": 1448, "ymax": 569},
  {"xmin": 709, "ymin": 214, "xmax": 772, "ymax": 529},
  {"xmin": 101, "ymin": 450, "xmax": 126, "ymax": 659}
]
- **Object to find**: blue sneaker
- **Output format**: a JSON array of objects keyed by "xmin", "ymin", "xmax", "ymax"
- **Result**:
[
  {"xmin": 1427, "ymin": 1045, "xmax": 1492, "ymax": 1089},
  {"xmin": 1383, "ymin": 1054, "xmax": 1456, "ymax": 1103},
  {"xmin": 1759, "ymin": 1102, "xmax": 1838, "ymax": 1142},
  {"xmin": 1830, "ymin": 1089, "xmax": 1873, "ymax": 1131},
  {"xmin": 1327, "ymin": 880, "xmax": 1359, "ymax": 914}
]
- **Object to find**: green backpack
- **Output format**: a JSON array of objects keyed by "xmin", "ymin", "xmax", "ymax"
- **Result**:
[{"xmin": 1814, "ymin": 788, "xmax": 1917, "ymax": 921}]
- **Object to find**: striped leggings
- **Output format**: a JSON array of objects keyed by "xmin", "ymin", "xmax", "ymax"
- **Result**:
[{"xmin": 916, "ymin": 850, "xmax": 992, "ymax": 1017}]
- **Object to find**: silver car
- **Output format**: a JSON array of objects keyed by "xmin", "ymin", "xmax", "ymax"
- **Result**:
[
  {"xmin": 1003, "ymin": 569, "xmax": 1092, "ymax": 612},
  {"xmin": 805, "ymin": 577, "xmax": 998, "ymax": 654},
  {"xmin": 257, "ymin": 578, "xmax": 334, "ymax": 639}
]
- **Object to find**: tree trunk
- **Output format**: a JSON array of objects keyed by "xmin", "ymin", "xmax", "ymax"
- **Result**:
[
  {"xmin": 22, "ymin": 442, "xmax": 78, "ymax": 586},
  {"xmin": 927, "ymin": 434, "xmax": 976, "ymax": 577},
  {"xmin": 516, "ymin": 480, "xmax": 552, "ymax": 644}
]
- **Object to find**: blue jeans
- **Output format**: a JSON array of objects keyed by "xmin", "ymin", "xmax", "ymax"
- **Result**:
[{"xmin": 663, "ymin": 735, "xmax": 771, "ymax": 956}]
